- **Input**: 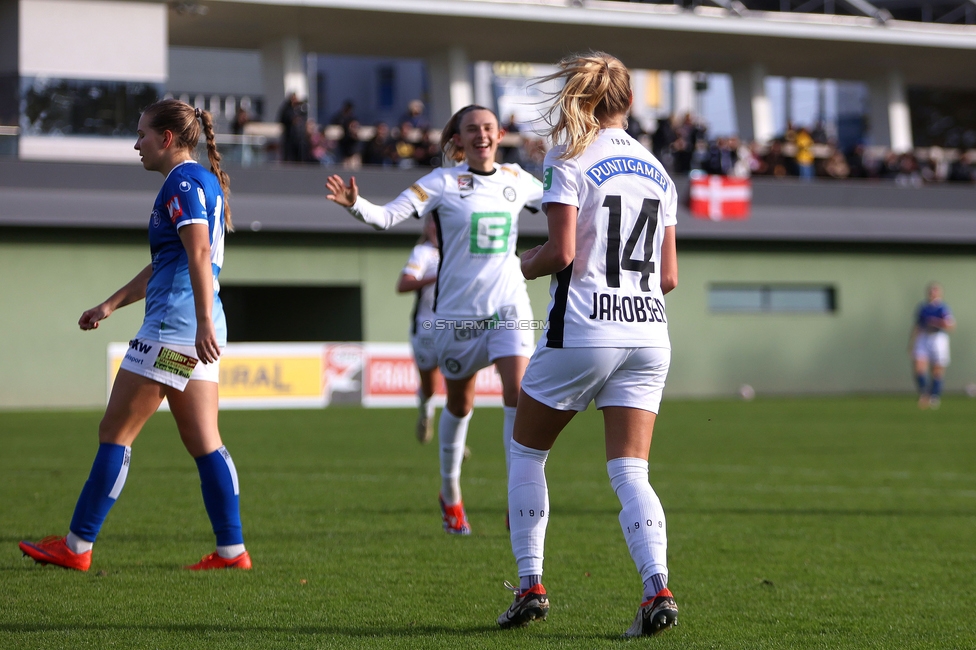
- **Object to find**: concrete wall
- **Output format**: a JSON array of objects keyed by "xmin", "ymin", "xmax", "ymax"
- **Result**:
[{"xmin": 1, "ymin": 234, "xmax": 973, "ymax": 409}]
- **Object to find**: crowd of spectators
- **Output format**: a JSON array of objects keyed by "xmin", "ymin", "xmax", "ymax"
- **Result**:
[{"xmin": 257, "ymin": 95, "xmax": 976, "ymax": 185}]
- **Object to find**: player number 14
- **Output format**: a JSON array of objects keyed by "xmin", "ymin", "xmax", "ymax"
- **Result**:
[{"xmin": 603, "ymin": 195, "xmax": 660, "ymax": 292}]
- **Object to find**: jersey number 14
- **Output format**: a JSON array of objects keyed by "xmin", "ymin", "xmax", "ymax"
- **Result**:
[{"xmin": 604, "ymin": 195, "xmax": 659, "ymax": 292}]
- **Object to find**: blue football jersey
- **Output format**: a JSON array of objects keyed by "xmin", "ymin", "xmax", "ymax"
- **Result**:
[
  {"xmin": 137, "ymin": 160, "xmax": 227, "ymax": 346},
  {"xmin": 916, "ymin": 301, "xmax": 952, "ymax": 332}
]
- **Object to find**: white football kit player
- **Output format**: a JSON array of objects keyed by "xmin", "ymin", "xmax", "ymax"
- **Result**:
[
  {"xmin": 348, "ymin": 163, "xmax": 544, "ymax": 379},
  {"xmin": 402, "ymin": 241, "xmax": 440, "ymax": 372},
  {"xmin": 522, "ymin": 128, "xmax": 678, "ymax": 413}
]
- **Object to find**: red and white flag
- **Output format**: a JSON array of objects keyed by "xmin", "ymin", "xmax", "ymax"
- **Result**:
[{"xmin": 689, "ymin": 173, "xmax": 751, "ymax": 220}]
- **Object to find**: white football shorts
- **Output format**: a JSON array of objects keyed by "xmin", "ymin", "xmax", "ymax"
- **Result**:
[
  {"xmin": 433, "ymin": 299, "xmax": 535, "ymax": 380},
  {"xmin": 119, "ymin": 337, "xmax": 220, "ymax": 391},
  {"xmin": 913, "ymin": 331, "xmax": 950, "ymax": 367},
  {"xmin": 410, "ymin": 332, "xmax": 439, "ymax": 372},
  {"xmin": 521, "ymin": 345, "xmax": 671, "ymax": 413}
]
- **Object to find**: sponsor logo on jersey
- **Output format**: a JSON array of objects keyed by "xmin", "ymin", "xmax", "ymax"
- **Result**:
[
  {"xmin": 503, "ymin": 186, "xmax": 516, "ymax": 202},
  {"xmin": 166, "ymin": 196, "xmax": 183, "ymax": 222},
  {"xmin": 151, "ymin": 209, "xmax": 160, "ymax": 227},
  {"xmin": 585, "ymin": 156, "xmax": 669, "ymax": 192},
  {"xmin": 409, "ymin": 184, "xmax": 429, "ymax": 202},
  {"xmin": 543, "ymin": 167, "xmax": 553, "ymax": 191},
  {"xmin": 588, "ymin": 292, "xmax": 667, "ymax": 324},
  {"xmin": 457, "ymin": 174, "xmax": 473, "ymax": 193},
  {"xmin": 128, "ymin": 338, "xmax": 153, "ymax": 354},
  {"xmin": 179, "ymin": 180, "xmax": 191, "ymax": 192}
]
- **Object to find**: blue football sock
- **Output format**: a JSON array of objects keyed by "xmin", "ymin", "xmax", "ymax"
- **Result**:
[
  {"xmin": 915, "ymin": 374, "xmax": 927, "ymax": 394},
  {"xmin": 930, "ymin": 378, "xmax": 943, "ymax": 398},
  {"xmin": 195, "ymin": 446, "xmax": 244, "ymax": 547},
  {"xmin": 69, "ymin": 443, "xmax": 131, "ymax": 543}
]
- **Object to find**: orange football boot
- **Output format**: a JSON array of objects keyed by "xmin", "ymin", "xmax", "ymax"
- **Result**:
[{"xmin": 20, "ymin": 536, "xmax": 91, "ymax": 571}]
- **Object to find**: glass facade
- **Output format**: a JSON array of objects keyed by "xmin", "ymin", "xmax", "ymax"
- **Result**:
[
  {"xmin": 709, "ymin": 285, "xmax": 836, "ymax": 314},
  {"xmin": 19, "ymin": 77, "xmax": 161, "ymax": 137}
]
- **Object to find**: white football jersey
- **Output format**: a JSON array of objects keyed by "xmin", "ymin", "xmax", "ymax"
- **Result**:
[
  {"xmin": 541, "ymin": 128, "xmax": 677, "ymax": 349},
  {"xmin": 402, "ymin": 241, "xmax": 439, "ymax": 333},
  {"xmin": 402, "ymin": 163, "xmax": 543, "ymax": 319}
]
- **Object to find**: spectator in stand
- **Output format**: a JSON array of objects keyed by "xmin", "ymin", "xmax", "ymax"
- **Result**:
[
  {"xmin": 338, "ymin": 119, "xmax": 362, "ymax": 170},
  {"xmin": 704, "ymin": 137, "xmax": 736, "ymax": 176},
  {"xmin": 394, "ymin": 121, "xmax": 418, "ymax": 169},
  {"xmin": 330, "ymin": 100, "xmax": 357, "ymax": 129},
  {"xmin": 846, "ymin": 145, "xmax": 868, "ymax": 178},
  {"xmin": 795, "ymin": 128, "xmax": 815, "ymax": 181},
  {"xmin": 625, "ymin": 110, "xmax": 646, "ymax": 143},
  {"xmin": 823, "ymin": 150, "xmax": 850, "ymax": 179},
  {"xmin": 652, "ymin": 116, "xmax": 677, "ymax": 171},
  {"xmin": 500, "ymin": 113, "xmax": 522, "ymax": 164},
  {"xmin": 305, "ymin": 120, "xmax": 326, "ymax": 164},
  {"xmin": 811, "ymin": 120, "xmax": 829, "ymax": 144},
  {"xmin": 412, "ymin": 128, "xmax": 438, "ymax": 167},
  {"xmin": 278, "ymin": 92, "xmax": 307, "ymax": 163},
  {"xmin": 231, "ymin": 107, "xmax": 250, "ymax": 135},
  {"xmin": 400, "ymin": 99, "xmax": 430, "ymax": 132},
  {"xmin": 763, "ymin": 140, "xmax": 790, "ymax": 177},
  {"xmin": 895, "ymin": 153, "xmax": 923, "ymax": 188},
  {"xmin": 362, "ymin": 122, "xmax": 398, "ymax": 167},
  {"xmin": 947, "ymin": 152, "xmax": 975, "ymax": 183}
]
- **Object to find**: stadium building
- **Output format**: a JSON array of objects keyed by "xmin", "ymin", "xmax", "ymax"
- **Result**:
[{"xmin": 1, "ymin": 0, "xmax": 974, "ymax": 408}]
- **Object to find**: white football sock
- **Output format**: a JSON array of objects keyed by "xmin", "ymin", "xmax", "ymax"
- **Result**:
[
  {"xmin": 217, "ymin": 543, "xmax": 247, "ymax": 559},
  {"xmin": 509, "ymin": 441, "xmax": 550, "ymax": 578},
  {"xmin": 502, "ymin": 406, "xmax": 517, "ymax": 479},
  {"xmin": 418, "ymin": 390, "xmax": 431, "ymax": 417},
  {"xmin": 439, "ymin": 408, "xmax": 472, "ymax": 504},
  {"xmin": 608, "ymin": 457, "xmax": 668, "ymax": 595},
  {"xmin": 65, "ymin": 531, "xmax": 93, "ymax": 554}
]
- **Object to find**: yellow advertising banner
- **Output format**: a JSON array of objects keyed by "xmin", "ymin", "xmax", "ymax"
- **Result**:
[{"xmin": 108, "ymin": 343, "xmax": 328, "ymax": 409}]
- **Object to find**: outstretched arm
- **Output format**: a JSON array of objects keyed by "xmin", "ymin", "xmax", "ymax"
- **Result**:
[
  {"xmin": 326, "ymin": 174, "xmax": 420, "ymax": 230},
  {"xmin": 78, "ymin": 264, "xmax": 153, "ymax": 331}
]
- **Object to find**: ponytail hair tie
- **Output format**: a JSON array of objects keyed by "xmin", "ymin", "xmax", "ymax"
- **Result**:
[{"xmin": 194, "ymin": 107, "xmax": 202, "ymax": 118}]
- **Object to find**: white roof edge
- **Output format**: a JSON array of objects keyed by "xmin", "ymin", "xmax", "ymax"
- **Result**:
[{"xmin": 215, "ymin": 0, "xmax": 976, "ymax": 49}]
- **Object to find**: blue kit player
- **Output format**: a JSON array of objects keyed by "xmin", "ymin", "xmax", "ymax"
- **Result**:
[
  {"xmin": 910, "ymin": 282, "xmax": 955, "ymax": 409},
  {"xmin": 20, "ymin": 100, "xmax": 250, "ymax": 571}
]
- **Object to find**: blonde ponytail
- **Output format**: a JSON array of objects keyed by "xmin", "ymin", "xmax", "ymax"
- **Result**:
[{"xmin": 540, "ymin": 52, "xmax": 631, "ymax": 159}]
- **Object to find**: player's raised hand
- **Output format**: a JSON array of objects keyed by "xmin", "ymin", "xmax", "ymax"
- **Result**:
[
  {"xmin": 79, "ymin": 303, "xmax": 113, "ymax": 331},
  {"xmin": 325, "ymin": 175, "xmax": 358, "ymax": 207}
]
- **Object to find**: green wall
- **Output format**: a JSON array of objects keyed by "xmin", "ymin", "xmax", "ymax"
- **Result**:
[{"xmin": 1, "ymin": 234, "xmax": 973, "ymax": 409}]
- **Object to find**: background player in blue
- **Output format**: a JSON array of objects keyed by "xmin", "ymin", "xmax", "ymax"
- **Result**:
[
  {"xmin": 910, "ymin": 282, "xmax": 955, "ymax": 409},
  {"xmin": 20, "ymin": 100, "xmax": 250, "ymax": 571}
]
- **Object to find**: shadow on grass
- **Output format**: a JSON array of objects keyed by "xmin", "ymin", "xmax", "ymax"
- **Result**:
[{"xmin": 0, "ymin": 622, "xmax": 618, "ymax": 641}]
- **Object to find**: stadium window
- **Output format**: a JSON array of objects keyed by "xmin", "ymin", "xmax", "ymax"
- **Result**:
[
  {"xmin": 708, "ymin": 285, "xmax": 836, "ymax": 314},
  {"xmin": 220, "ymin": 285, "xmax": 363, "ymax": 342},
  {"xmin": 377, "ymin": 66, "xmax": 396, "ymax": 110},
  {"xmin": 19, "ymin": 77, "xmax": 160, "ymax": 136}
]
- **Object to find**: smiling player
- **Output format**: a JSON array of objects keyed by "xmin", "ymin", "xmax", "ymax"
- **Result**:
[{"xmin": 326, "ymin": 105, "xmax": 543, "ymax": 535}]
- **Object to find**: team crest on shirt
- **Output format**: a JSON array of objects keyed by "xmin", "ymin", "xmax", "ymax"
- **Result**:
[
  {"xmin": 503, "ymin": 186, "xmax": 516, "ymax": 202},
  {"xmin": 179, "ymin": 180, "xmax": 191, "ymax": 192},
  {"xmin": 457, "ymin": 174, "xmax": 474, "ymax": 194},
  {"xmin": 166, "ymin": 196, "xmax": 183, "ymax": 222},
  {"xmin": 151, "ymin": 209, "xmax": 160, "ymax": 227}
]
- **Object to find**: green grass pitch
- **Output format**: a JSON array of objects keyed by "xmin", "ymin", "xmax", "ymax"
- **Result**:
[{"xmin": 2, "ymin": 397, "xmax": 975, "ymax": 648}]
